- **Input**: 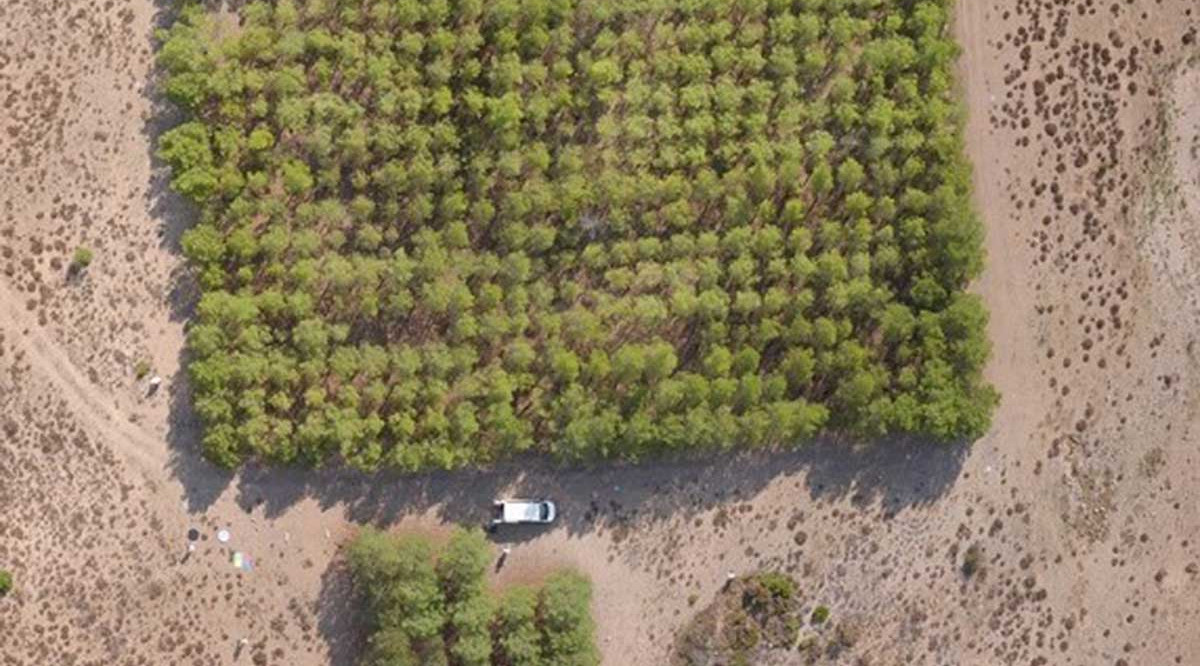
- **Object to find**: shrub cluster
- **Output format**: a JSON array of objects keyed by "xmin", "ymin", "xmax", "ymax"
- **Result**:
[
  {"xmin": 347, "ymin": 527, "xmax": 598, "ymax": 665},
  {"xmin": 675, "ymin": 571, "xmax": 805, "ymax": 665},
  {"xmin": 158, "ymin": 0, "xmax": 995, "ymax": 470}
]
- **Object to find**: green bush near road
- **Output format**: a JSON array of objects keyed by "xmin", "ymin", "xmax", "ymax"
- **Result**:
[{"xmin": 158, "ymin": 0, "xmax": 995, "ymax": 471}]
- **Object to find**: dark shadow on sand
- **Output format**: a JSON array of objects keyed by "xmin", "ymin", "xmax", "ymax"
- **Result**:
[
  {"xmin": 316, "ymin": 558, "xmax": 367, "ymax": 666},
  {"xmin": 145, "ymin": 0, "xmax": 236, "ymax": 513},
  {"xmin": 227, "ymin": 435, "xmax": 968, "ymax": 535}
]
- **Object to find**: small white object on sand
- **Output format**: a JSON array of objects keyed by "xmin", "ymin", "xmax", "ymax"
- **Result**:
[
  {"xmin": 149, "ymin": 375, "xmax": 163, "ymax": 387},
  {"xmin": 217, "ymin": 529, "xmax": 231, "ymax": 543}
]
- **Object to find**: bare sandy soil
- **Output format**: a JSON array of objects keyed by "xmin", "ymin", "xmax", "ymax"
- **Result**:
[{"xmin": 2, "ymin": 1, "xmax": 1200, "ymax": 665}]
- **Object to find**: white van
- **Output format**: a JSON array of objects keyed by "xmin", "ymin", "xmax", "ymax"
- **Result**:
[{"xmin": 491, "ymin": 499, "xmax": 557, "ymax": 526}]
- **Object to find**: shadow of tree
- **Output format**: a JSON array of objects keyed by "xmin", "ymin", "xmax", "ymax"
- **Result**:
[
  {"xmin": 164, "ymin": 363, "xmax": 235, "ymax": 511},
  {"xmin": 145, "ymin": 0, "xmax": 236, "ymax": 513},
  {"xmin": 316, "ymin": 556, "xmax": 366, "ymax": 666},
  {"xmin": 228, "ymin": 434, "xmax": 967, "ymax": 538}
]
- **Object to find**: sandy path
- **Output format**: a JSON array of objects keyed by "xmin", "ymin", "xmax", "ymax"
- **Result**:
[{"xmin": 0, "ymin": 278, "xmax": 166, "ymax": 472}]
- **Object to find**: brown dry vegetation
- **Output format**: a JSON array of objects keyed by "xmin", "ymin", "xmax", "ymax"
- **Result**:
[{"xmin": 2, "ymin": 0, "xmax": 1200, "ymax": 665}]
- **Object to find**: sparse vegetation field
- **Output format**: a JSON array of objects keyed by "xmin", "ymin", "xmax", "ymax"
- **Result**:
[{"xmin": 158, "ymin": 0, "xmax": 994, "ymax": 471}]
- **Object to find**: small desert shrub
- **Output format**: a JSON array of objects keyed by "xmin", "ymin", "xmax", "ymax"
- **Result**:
[
  {"xmin": 811, "ymin": 605, "xmax": 830, "ymax": 624},
  {"xmin": 72, "ymin": 246, "xmax": 93, "ymax": 269},
  {"xmin": 135, "ymin": 360, "xmax": 152, "ymax": 380},
  {"xmin": 725, "ymin": 610, "xmax": 761, "ymax": 652},
  {"xmin": 783, "ymin": 615, "xmax": 802, "ymax": 641},
  {"xmin": 0, "ymin": 569, "xmax": 12, "ymax": 596},
  {"xmin": 962, "ymin": 543, "xmax": 983, "ymax": 577},
  {"xmin": 834, "ymin": 618, "xmax": 862, "ymax": 647},
  {"xmin": 796, "ymin": 635, "xmax": 820, "ymax": 654},
  {"xmin": 758, "ymin": 572, "xmax": 796, "ymax": 600}
]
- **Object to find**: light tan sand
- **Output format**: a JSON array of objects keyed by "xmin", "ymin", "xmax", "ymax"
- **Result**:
[{"xmin": 2, "ymin": 1, "xmax": 1200, "ymax": 664}]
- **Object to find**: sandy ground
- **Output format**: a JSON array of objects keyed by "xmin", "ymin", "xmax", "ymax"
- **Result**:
[{"xmin": 2, "ymin": 1, "xmax": 1200, "ymax": 665}]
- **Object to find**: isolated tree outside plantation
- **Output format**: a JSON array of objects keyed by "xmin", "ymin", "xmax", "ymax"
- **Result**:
[{"xmin": 158, "ymin": 0, "xmax": 996, "ymax": 472}]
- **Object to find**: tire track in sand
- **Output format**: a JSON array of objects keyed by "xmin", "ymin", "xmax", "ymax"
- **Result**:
[{"xmin": 0, "ymin": 278, "xmax": 167, "ymax": 473}]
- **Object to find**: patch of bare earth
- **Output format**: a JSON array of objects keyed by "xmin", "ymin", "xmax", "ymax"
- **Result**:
[{"xmin": 2, "ymin": 1, "xmax": 1200, "ymax": 666}]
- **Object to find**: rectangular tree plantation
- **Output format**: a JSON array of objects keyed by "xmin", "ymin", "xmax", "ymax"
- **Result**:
[{"xmin": 158, "ymin": 0, "xmax": 995, "ymax": 471}]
